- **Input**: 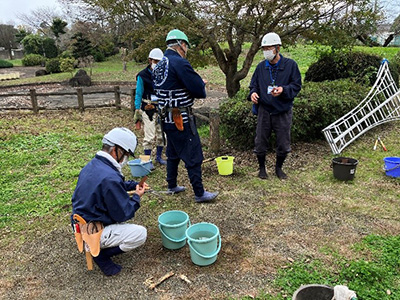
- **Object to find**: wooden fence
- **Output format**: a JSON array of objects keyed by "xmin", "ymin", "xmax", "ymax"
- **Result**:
[
  {"xmin": 0, "ymin": 86, "xmax": 133, "ymax": 113},
  {"xmin": 0, "ymin": 85, "xmax": 221, "ymax": 152}
]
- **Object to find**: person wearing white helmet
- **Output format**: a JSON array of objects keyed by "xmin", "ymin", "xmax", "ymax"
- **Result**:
[
  {"xmin": 71, "ymin": 127, "xmax": 147, "ymax": 276},
  {"xmin": 134, "ymin": 48, "xmax": 167, "ymax": 167},
  {"xmin": 248, "ymin": 32, "xmax": 302, "ymax": 180}
]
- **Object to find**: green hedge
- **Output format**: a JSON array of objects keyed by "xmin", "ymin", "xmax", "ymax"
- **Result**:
[
  {"xmin": 22, "ymin": 54, "xmax": 44, "ymax": 66},
  {"xmin": 45, "ymin": 58, "xmax": 61, "ymax": 74},
  {"xmin": 0, "ymin": 60, "xmax": 13, "ymax": 68},
  {"xmin": 305, "ymin": 51, "xmax": 399, "ymax": 86},
  {"xmin": 219, "ymin": 80, "xmax": 370, "ymax": 150}
]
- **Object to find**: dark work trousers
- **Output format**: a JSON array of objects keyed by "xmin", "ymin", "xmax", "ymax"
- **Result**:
[
  {"xmin": 254, "ymin": 105, "xmax": 292, "ymax": 157},
  {"xmin": 164, "ymin": 122, "xmax": 205, "ymax": 197}
]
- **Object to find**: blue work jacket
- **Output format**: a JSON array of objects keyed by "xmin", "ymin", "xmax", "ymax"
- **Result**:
[
  {"xmin": 71, "ymin": 155, "xmax": 140, "ymax": 226},
  {"xmin": 152, "ymin": 49, "xmax": 206, "ymax": 124},
  {"xmin": 249, "ymin": 55, "xmax": 302, "ymax": 115}
]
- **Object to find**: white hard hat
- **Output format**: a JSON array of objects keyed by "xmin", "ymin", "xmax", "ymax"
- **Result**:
[
  {"xmin": 102, "ymin": 127, "xmax": 137, "ymax": 156},
  {"xmin": 261, "ymin": 32, "xmax": 282, "ymax": 47},
  {"xmin": 148, "ymin": 48, "xmax": 164, "ymax": 60}
]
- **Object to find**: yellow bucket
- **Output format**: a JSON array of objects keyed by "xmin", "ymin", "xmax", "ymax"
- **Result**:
[{"xmin": 215, "ymin": 156, "xmax": 234, "ymax": 175}]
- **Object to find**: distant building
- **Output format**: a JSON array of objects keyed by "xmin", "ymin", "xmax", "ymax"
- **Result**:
[{"xmin": 0, "ymin": 48, "xmax": 24, "ymax": 60}]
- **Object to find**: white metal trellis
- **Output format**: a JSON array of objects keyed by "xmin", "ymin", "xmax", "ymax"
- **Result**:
[{"xmin": 322, "ymin": 60, "xmax": 400, "ymax": 155}]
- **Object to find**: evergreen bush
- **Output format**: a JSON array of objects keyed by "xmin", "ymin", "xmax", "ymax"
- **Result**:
[
  {"xmin": 219, "ymin": 80, "xmax": 370, "ymax": 150},
  {"xmin": 292, "ymin": 80, "xmax": 369, "ymax": 142},
  {"xmin": 0, "ymin": 60, "xmax": 13, "ymax": 68},
  {"xmin": 22, "ymin": 54, "xmax": 45, "ymax": 66},
  {"xmin": 305, "ymin": 51, "xmax": 399, "ymax": 86},
  {"xmin": 219, "ymin": 89, "xmax": 257, "ymax": 150},
  {"xmin": 45, "ymin": 58, "xmax": 61, "ymax": 74}
]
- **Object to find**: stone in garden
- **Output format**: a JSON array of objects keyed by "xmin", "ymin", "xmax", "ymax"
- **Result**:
[
  {"xmin": 35, "ymin": 69, "xmax": 48, "ymax": 76},
  {"xmin": 69, "ymin": 69, "xmax": 92, "ymax": 87}
]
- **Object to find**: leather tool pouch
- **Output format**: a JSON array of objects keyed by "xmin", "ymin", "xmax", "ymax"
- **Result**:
[
  {"xmin": 141, "ymin": 102, "xmax": 157, "ymax": 121},
  {"xmin": 172, "ymin": 108, "xmax": 184, "ymax": 131},
  {"xmin": 80, "ymin": 221, "xmax": 104, "ymax": 257}
]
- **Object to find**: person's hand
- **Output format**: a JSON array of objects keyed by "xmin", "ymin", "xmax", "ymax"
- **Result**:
[
  {"xmin": 133, "ymin": 109, "xmax": 142, "ymax": 124},
  {"xmin": 135, "ymin": 183, "xmax": 146, "ymax": 197},
  {"xmin": 271, "ymin": 86, "xmax": 283, "ymax": 97},
  {"xmin": 251, "ymin": 92, "xmax": 259, "ymax": 104}
]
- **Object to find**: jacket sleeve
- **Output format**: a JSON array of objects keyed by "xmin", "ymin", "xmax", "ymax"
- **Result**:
[
  {"xmin": 103, "ymin": 177, "xmax": 140, "ymax": 223},
  {"xmin": 134, "ymin": 76, "xmax": 144, "ymax": 110},
  {"xmin": 179, "ymin": 60, "xmax": 206, "ymax": 98},
  {"xmin": 280, "ymin": 61, "xmax": 302, "ymax": 100},
  {"xmin": 248, "ymin": 65, "xmax": 260, "ymax": 100}
]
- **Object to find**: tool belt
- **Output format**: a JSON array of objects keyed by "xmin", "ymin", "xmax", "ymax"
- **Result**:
[
  {"xmin": 160, "ymin": 106, "xmax": 196, "ymax": 134},
  {"xmin": 141, "ymin": 100, "xmax": 158, "ymax": 121},
  {"xmin": 72, "ymin": 214, "xmax": 103, "ymax": 258}
]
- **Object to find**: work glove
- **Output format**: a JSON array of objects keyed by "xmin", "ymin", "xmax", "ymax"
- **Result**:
[
  {"xmin": 133, "ymin": 109, "xmax": 142, "ymax": 124},
  {"xmin": 334, "ymin": 285, "xmax": 357, "ymax": 300}
]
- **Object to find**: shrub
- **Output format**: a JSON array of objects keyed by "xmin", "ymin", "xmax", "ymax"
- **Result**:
[
  {"xmin": 219, "ymin": 89, "xmax": 257, "ymax": 150},
  {"xmin": 292, "ymin": 80, "xmax": 369, "ymax": 142},
  {"xmin": 60, "ymin": 58, "xmax": 75, "ymax": 75},
  {"xmin": 305, "ymin": 51, "xmax": 399, "ymax": 86},
  {"xmin": 0, "ymin": 60, "xmax": 13, "ymax": 68},
  {"xmin": 22, "ymin": 54, "xmax": 45, "ymax": 66},
  {"xmin": 45, "ymin": 58, "xmax": 61, "ymax": 74},
  {"xmin": 219, "ymin": 80, "xmax": 370, "ymax": 150}
]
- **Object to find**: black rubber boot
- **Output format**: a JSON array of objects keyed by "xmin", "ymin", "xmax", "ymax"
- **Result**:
[
  {"xmin": 257, "ymin": 155, "xmax": 268, "ymax": 179},
  {"xmin": 275, "ymin": 155, "xmax": 287, "ymax": 180},
  {"xmin": 93, "ymin": 246, "xmax": 124, "ymax": 276}
]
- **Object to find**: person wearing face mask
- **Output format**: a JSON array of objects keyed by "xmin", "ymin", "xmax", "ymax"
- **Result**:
[
  {"xmin": 152, "ymin": 29, "xmax": 218, "ymax": 203},
  {"xmin": 134, "ymin": 48, "xmax": 167, "ymax": 167},
  {"xmin": 248, "ymin": 32, "xmax": 302, "ymax": 180},
  {"xmin": 71, "ymin": 127, "xmax": 147, "ymax": 276}
]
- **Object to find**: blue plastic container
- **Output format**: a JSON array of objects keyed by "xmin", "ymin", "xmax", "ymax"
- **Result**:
[
  {"xmin": 383, "ymin": 157, "xmax": 400, "ymax": 178},
  {"xmin": 158, "ymin": 210, "xmax": 190, "ymax": 250},
  {"xmin": 186, "ymin": 222, "xmax": 221, "ymax": 266},
  {"xmin": 128, "ymin": 159, "xmax": 152, "ymax": 177}
]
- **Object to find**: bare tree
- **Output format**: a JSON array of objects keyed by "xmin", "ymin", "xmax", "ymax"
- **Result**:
[
  {"xmin": 0, "ymin": 24, "xmax": 18, "ymax": 59},
  {"xmin": 17, "ymin": 6, "xmax": 62, "ymax": 35}
]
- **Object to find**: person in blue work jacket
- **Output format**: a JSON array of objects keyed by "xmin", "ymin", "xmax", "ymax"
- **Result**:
[
  {"xmin": 152, "ymin": 29, "xmax": 218, "ymax": 203},
  {"xmin": 249, "ymin": 32, "xmax": 302, "ymax": 180},
  {"xmin": 134, "ymin": 48, "xmax": 167, "ymax": 167},
  {"xmin": 71, "ymin": 127, "xmax": 147, "ymax": 276}
]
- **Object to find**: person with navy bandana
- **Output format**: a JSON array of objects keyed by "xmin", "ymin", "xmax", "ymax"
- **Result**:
[
  {"xmin": 152, "ymin": 29, "xmax": 218, "ymax": 203},
  {"xmin": 249, "ymin": 32, "xmax": 302, "ymax": 180}
]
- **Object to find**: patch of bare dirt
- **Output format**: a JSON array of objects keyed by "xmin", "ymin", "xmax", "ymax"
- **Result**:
[{"xmin": 1, "ymin": 107, "xmax": 399, "ymax": 300}]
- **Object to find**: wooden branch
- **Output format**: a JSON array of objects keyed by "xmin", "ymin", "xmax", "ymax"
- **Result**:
[{"xmin": 149, "ymin": 271, "xmax": 174, "ymax": 290}]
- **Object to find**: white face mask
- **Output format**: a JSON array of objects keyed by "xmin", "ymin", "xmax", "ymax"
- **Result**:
[
  {"xmin": 151, "ymin": 63, "xmax": 157, "ymax": 70},
  {"xmin": 263, "ymin": 49, "xmax": 275, "ymax": 61},
  {"xmin": 119, "ymin": 155, "xmax": 129, "ymax": 168}
]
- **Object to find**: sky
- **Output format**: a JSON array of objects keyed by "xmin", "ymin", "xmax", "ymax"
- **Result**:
[{"xmin": 0, "ymin": 0, "xmax": 62, "ymax": 26}]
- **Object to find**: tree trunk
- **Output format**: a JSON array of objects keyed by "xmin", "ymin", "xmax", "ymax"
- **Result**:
[
  {"xmin": 383, "ymin": 34, "xmax": 394, "ymax": 47},
  {"xmin": 226, "ymin": 73, "xmax": 241, "ymax": 98}
]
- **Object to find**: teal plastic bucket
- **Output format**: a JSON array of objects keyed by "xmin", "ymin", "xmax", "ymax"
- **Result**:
[
  {"xmin": 158, "ymin": 210, "xmax": 190, "ymax": 250},
  {"xmin": 383, "ymin": 157, "xmax": 400, "ymax": 178},
  {"xmin": 128, "ymin": 159, "xmax": 152, "ymax": 177},
  {"xmin": 186, "ymin": 222, "xmax": 221, "ymax": 266}
]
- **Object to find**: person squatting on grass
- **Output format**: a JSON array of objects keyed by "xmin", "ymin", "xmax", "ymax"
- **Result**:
[
  {"xmin": 71, "ymin": 127, "xmax": 147, "ymax": 276},
  {"xmin": 152, "ymin": 29, "xmax": 218, "ymax": 203},
  {"xmin": 248, "ymin": 32, "xmax": 302, "ymax": 180},
  {"xmin": 134, "ymin": 48, "xmax": 167, "ymax": 168}
]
